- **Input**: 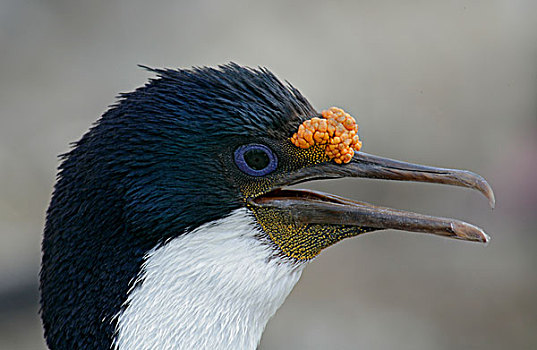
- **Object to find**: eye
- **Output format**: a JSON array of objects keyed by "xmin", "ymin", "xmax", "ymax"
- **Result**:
[{"xmin": 234, "ymin": 144, "xmax": 278, "ymax": 176}]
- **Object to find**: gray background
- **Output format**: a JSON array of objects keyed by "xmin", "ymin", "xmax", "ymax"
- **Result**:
[{"xmin": 1, "ymin": 0, "xmax": 536, "ymax": 349}]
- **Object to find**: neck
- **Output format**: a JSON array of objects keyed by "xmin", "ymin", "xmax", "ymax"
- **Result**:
[{"xmin": 112, "ymin": 209, "xmax": 305, "ymax": 350}]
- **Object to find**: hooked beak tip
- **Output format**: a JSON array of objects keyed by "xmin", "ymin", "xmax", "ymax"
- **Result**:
[{"xmin": 471, "ymin": 172, "xmax": 495, "ymax": 209}]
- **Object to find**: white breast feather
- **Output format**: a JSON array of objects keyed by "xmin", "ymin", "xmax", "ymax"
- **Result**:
[{"xmin": 112, "ymin": 208, "xmax": 305, "ymax": 350}]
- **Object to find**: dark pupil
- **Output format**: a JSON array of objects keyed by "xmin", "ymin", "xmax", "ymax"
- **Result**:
[{"xmin": 244, "ymin": 149, "xmax": 270, "ymax": 170}]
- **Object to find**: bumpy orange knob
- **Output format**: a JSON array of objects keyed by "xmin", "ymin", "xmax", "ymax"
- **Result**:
[{"xmin": 290, "ymin": 107, "xmax": 362, "ymax": 164}]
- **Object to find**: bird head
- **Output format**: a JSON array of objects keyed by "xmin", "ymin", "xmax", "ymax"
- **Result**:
[
  {"xmin": 40, "ymin": 63, "xmax": 494, "ymax": 349},
  {"xmin": 120, "ymin": 64, "xmax": 492, "ymax": 259}
]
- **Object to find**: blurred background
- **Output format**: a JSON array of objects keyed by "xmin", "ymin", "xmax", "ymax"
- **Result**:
[{"xmin": 1, "ymin": 0, "xmax": 536, "ymax": 349}]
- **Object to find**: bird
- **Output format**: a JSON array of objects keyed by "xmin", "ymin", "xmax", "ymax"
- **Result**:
[{"xmin": 40, "ymin": 63, "xmax": 495, "ymax": 350}]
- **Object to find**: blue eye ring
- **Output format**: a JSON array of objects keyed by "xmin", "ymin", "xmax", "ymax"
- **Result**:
[{"xmin": 234, "ymin": 144, "xmax": 278, "ymax": 177}]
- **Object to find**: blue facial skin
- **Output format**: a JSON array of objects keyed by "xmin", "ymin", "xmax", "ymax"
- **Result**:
[{"xmin": 234, "ymin": 144, "xmax": 279, "ymax": 177}]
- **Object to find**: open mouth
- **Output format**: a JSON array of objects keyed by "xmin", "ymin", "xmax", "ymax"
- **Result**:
[{"xmin": 249, "ymin": 152, "xmax": 494, "ymax": 244}]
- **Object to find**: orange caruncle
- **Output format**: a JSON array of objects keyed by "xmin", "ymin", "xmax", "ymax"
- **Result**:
[{"xmin": 290, "ymin": 107, "xmax": 362, "ymax": 164}]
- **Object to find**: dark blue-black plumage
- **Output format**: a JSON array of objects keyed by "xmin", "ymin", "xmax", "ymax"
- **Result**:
[{"xmin": 40, "ymin": 63, "xmax": 316, "ymax": 349}]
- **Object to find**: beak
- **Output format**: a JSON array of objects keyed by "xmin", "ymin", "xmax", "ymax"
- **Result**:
[{"xmin": 250, "ymin": 152, "xmax": 494, "ymax": 244}]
